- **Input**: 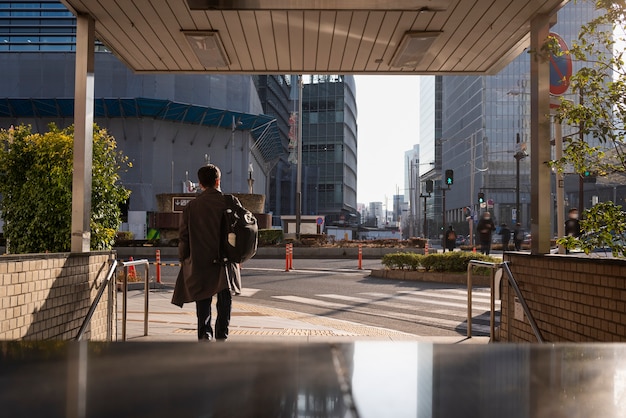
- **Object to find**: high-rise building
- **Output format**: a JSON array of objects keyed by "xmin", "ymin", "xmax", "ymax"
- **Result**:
[
  {"xmin": 253, "ymin": 75, "xmax": 294, "ymax": 224},
  {"xmin": 440, "ymin": 1, "xmax": 601, "ymax": 235},
  {"xmin": 418, "ymin": 76, "xmax": 443, "ymax": 238},
  {"xmin": 301, "ymin": 75, "xmax": 358, "ymax": 225}
]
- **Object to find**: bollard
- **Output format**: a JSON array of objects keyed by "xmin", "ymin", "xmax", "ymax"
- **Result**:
[
  {"xmin": 285, "ymin": 244, "xmax": 289, "ymax": 271},
  {"xmin": 358, "ymin": 244, "xmax": 363, "ymax": 270},
  {"xmin": 155, "ymin": 249, "xmax": 161, "ymax": 284},
  {"xmin": 472, "ymin": 247, "xmax": 477, "ymax": 253},
  {"xmin": 425, "ymin": 242, "xmax": 429, "ymax": 255},
  {"xmin": 289, "ymin": 243, "xmax": 293, "ymax": 270}
]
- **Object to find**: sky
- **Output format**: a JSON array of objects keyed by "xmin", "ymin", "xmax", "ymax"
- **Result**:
[{"xmin": 355, "ymin": 75, "xmax": 421, "ymax": 207}]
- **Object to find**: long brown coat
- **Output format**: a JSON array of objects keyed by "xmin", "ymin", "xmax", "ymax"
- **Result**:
[{"xmin": 171, "ymin": 187, "xmax": 228, "ymax": 307}]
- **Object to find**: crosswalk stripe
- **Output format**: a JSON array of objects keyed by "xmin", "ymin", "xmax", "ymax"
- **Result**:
[
  {"xmin": 360, "ymin": 292, "xmax": 499, "ymax": 311},
  {"xmin": 319, "ymin": 293, "xmax": 493, "ymax": 313},
  {"xmin": 396, "ymin": 289, "xmax": 495, "ymax": 304},
  {"xmin": 273, "ymin": 295, "xmax": 492, "ymax": 334}
]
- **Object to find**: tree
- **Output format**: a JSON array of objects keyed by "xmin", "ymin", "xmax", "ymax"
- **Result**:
[
  {"xmin": 0, "ymin": 123, "xmax": 131, "ymax": 253},
  {"xmin": 550, "ymin": 0, "xmax": 626, "ymax": 255}
]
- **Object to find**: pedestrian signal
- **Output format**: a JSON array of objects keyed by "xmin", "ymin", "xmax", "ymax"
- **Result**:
[
  {"xmin": 478, "ymin": 192, "xmax": 485, "ymax": 203},
  {"xmin": 445, "ymin": 169, "xmax": 454, "ymax": 186}
]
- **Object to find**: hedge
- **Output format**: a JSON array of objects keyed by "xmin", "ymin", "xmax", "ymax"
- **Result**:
[{"xmin": 381, "ymin": 251, "xmax": 498, "ymax": 272}]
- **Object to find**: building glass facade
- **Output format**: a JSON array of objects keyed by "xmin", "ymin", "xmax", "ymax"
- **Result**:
[
  {"xmin": 441, "ymin": 1, "xmax": 601, "ymax": 234},
  {"xmin": 302, "ymin": 75, "xmax": 358, "ymax": 223},
  {"xmin": 418, "ymin": 75, "xmax": 443, "ymax": 238}
]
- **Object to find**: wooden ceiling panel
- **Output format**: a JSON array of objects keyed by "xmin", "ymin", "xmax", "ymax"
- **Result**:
[
  {"xmin": 327, "ymin": 11, "xmax": 352, "ymax": 71},
  {"xmin": 352, "ymin": 12, "xmax": 385, "ymax": 72},
  {"xmin": 255, "ymin": 12, "xmax": 279, "ymax": 71},
  {"xmin": 340, "ymin": 12, "xmax": 369, "ymax": 72},
  {"xmin": 238, "ymin": 11, "xmax": 265, "ymax": 71},
  {"xmin": 303, "ymin": 11, "xmax": 321, "ymax": 71},
  {"xmin": 364, "ymin": 12, "xmax": 402, "ymax": 72},
  {"xmin": 316, "ymin": 11, "xmax": 337, "ymax": 72},
  {"xmin": 287, "ymin": 11, "xmax": 305, "ymax": 71},
  {"xmin": 271, "ymin": 11, "xmax": 291, "ymax": 70},
  {"xmin": 60, "ymin": 0, "xmax": 570, "ymax": 74}
]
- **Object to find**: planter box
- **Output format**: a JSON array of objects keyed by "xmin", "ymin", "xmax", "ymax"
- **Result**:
[{"xmin": 370, "ymin": 269, "xmax": 490, "ymax": 286}]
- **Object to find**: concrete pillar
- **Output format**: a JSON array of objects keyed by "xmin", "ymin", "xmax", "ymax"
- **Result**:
[
  {"xmin": 529, "ymin": 14, "xmax": 553, "ymax": 254},
  {"xmin": 71, "ymin": 14, "xmax": 95, "ymax": 253}
]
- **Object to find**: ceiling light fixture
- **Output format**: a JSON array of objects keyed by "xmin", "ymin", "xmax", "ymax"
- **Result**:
[
  {"xmin": 182, "ymin": 30, "xmax": 230, "ymax": 68},
  {"xmin": 390, "ymin": 31, "xmax": 441, "ymax": 68}
]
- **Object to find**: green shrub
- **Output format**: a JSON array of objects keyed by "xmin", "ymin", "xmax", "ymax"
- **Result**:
[
  {"xmin": 0, "ymin": 123, "xmax": 131, "ymax": 253},
  {"xmin": 384, "ymin": 251, "xmax": 497, "ymax": 272},
  {"xmin": 258, "ymin": 229, "xmax": 283, "ymax": 246},
  {"xmin": 381, "ymin": 252, "xmax": 423, "ymax": 270}
]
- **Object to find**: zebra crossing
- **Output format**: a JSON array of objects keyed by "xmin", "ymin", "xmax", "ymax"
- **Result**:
[{"xmin": 263, "ymin": 287, "xmax": 500, "ymax": 335}]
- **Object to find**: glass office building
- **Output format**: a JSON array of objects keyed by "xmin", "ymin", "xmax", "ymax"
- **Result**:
[
  {"xmin": 302, "ymin": 75, "xmax": 358, "ymax": 224},
  {"xmin": 418, "ymin": 75, "xmax": 443, "ymax": 238},
  {"xmin": 440, "ymin": 1, "xmax": 603, "ymax": 233}
]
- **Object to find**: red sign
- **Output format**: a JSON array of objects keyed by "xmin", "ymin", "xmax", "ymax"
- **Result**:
[{"xmin": 549, "ymin": 32, "xmax": 572, "ymax": 96}]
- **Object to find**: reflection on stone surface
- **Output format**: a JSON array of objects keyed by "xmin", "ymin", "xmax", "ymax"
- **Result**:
[{"xmin": 2, "ymin": 341, "xmax": 626, "ymax": 417}]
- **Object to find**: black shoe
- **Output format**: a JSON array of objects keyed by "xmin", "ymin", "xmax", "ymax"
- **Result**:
[
  {"xmin": 215, "ymin": 337, "xmax": 227, "ymax": 342},
  {"xmin": 198, "ymin": 334, "xmax": 213, "ymax": 342}
]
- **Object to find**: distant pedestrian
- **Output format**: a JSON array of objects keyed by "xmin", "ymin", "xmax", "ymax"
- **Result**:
[
  {"xmin": 512, "ymin": 223, "xmax": 524, "ymax": 251},
  {"xmin": 499, "ymin": 223, "xmax": 511, "ymax": 251},
  {"xmin": 565, "ymin": 208, "xmax": 581, "ymax": 237},
  {"xmin": 445, "ymin": 226, "xmax": 457, "ymax": 252},
  {"xmin": 564, "ymin": 208, "xmax": 581, "ymax": 254},
  {"xmin": 476, "ymin": 212, "xmax": 496, "ymax": 255}
]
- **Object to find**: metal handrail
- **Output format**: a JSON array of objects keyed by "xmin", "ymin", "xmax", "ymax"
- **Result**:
[
  {"xmin": 76, "ymin": 259, "xmax": 118, "ymax": 341},
  {"xmin": 466, "ymin": 260, "xmax": 499, "ymax": 339},
  {"xmin": 120, "ymin": 259, "xmax": 151, "ymax": 341},
  {"xmin": 466, "ymin": 260, "xmax": 544, "ymax": 343},
  {"xmin": 501, "ymin": 261, "xmax": 544, "ymax": 343}
]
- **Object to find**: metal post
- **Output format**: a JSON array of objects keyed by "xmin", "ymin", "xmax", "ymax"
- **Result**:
[
  {"xmin": 296, "ymin": 76, "xmax": 303, "ymax": 238},
  {"xmin": 422, "ymin": 194, "xmax": 428, "ymax": 238},
  {"xmin": 578, "ymin": 91, "xmax": 584, "ymax": 215},
  {"xmin": 555, "ymin": 120, "xmax": 565, "ymax": 254},
  {"xmin": 467, "ymin": 265, "xmax": 472, "ymax": 338},
  {"xmin": 71, "ymin": 14, "xmax": 95, "ymax": 253},
  {"xmin": 530, "ymin": 13, "xmax": 552, "ymax": 254}
]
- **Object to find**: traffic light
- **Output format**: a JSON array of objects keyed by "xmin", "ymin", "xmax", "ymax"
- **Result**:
[
  {"xmin": 478, "ymin": 192, "xmax": 485, "ymax": 203},
  {"xmin": 582, "ymin": 170, "xmax": 596, "ymax": 183},
  {"xmin": 425, "ymin": 179, "xmax": 434, "ymax": 194},
  {"xmin": 445, "ymin": 169, "xmax": 454, "ymax": 186}
]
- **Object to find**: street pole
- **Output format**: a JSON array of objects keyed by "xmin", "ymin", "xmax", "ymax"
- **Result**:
[
  {"xmin": 578, "ymin": 90, "xmax": 584, "ymax": 215},
  {"xmin": 296, "ymin": 75, "xmax": 303, "ymax": 239},
  {"xmin": 420, "ymin": 192, "xmax": 430, "ymax": 238}
]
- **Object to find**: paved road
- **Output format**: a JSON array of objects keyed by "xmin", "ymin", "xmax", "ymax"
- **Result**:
[{"xmin": 152, "ymin": 258, "xmax": 498, "ymax": 337}]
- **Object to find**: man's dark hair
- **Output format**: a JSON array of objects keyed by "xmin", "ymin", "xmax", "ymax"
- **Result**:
[{"xmin": 197, "ymin": 164, "xmax": 221, "ymax": 188}]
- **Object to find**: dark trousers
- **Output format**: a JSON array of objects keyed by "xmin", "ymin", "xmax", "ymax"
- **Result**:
[
  {"xmin": 480, "ymin": 240, "xmax": 492, "ymax": 255},
  {"xmin": 195, "ymin": 288, "xmax": 232, "ymax": 340}
]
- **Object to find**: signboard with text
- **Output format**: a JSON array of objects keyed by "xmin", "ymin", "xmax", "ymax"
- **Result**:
[{"xmin": 172, "ymin": 196, "xmax": 195, "ymax": 213}]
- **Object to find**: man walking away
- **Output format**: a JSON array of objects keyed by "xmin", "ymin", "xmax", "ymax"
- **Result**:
[{"xmin": 172, "ymin": 164, "xmax": 236, "ymax": 342}]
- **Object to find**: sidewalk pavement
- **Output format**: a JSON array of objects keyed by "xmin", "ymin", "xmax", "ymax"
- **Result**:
[{"xmin": 118, "ymin": 288, "xmax": 489, "ymax": 344}]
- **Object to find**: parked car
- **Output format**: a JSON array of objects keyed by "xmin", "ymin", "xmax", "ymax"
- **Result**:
[{"xmin": 455, "ymin": 235, "xmax": 467, "ymax": 246}]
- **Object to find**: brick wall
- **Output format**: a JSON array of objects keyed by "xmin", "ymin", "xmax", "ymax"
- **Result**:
[
  {"xmin": 0, "ymin": 252, "xmax": 116, "ymax": 341},
  {"xmin": 501, "ymin": 253, "xmax": 626, "ymax": 342}
]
